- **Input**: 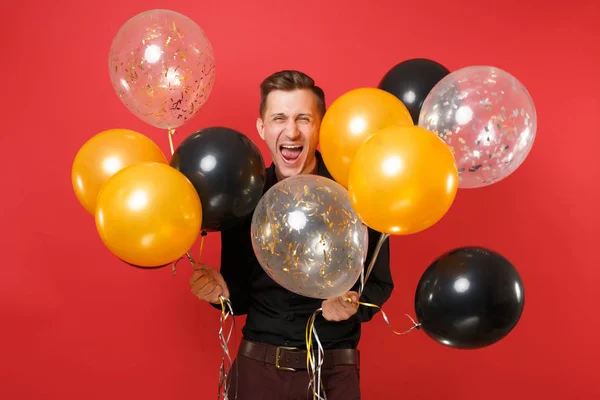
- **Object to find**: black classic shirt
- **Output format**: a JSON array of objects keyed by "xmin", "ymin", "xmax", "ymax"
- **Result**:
[{"xmin": 216, "ymin": 151, "xmax": 393, "ymax": 350}]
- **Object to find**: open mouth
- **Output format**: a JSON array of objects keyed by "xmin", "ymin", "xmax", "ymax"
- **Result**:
[{"xmin": 279, "ymin": 144, "xmax": 304, "ymax": 163}]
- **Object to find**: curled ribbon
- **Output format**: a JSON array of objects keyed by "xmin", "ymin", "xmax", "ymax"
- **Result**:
[
  {"xmin": 169, "ymin": 129, "xmax": 237, "ymax": 398},
  {"xmin": 305, "ymin": 304, "xmax": 418, "ymax": 400},
  {"xmin": 171, "ymin": 255, "xmax": 186, "ymax": 276},
  {"xmin": 355, "ymin": 232, "xmax": 420, "ymax": 335},
  {"xmin": 185, "ymin": 251, "xmax": 237, "ymax": 400},
  {"xmin": 218, "ymin": 295, "xmax": 236, "ymax": 400},
  {"xmin": 305, "ymin": 232, "xmax": 419, "ymax": 399},
  {"xmin": 306, "ymin": 308, "xmax": 326, "ymax": 400},
  {"xmin": 354, "ymin": 299, "xmax": 421, "ymax": 335}
]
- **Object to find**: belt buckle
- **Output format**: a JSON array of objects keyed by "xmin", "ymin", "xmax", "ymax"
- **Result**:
[{"xmin": 275, "ymin": 346, "xmax": 298, "ymax": 371}]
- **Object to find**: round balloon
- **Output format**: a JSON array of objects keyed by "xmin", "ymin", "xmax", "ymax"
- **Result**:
[
  {"xmin": 170, "ymin": 127, "xmax": 267, "ymax": 232},
  {"xmin": 251, "ymin": 175, "xmax": 368, "ymax": 299},
  {"xmin": 414, "ymin": 247, "xmax": 525, "ymax": 349},
  {"xmin": 108, "ymin": 9, "xmax": 215, "ymax": 130},
  {"xmin": 348, "ymin": 125, "xmax": 458, "ymax": 235},
  {"xmin": 72, "ymin": 129, "xmax": 167, "ymax": 214},
  {"xmin": 95, "ymin": 162, "xmax": 202, "ymax": 267},
  {"xmin": 419, "ymin": 65, "xmax": 537, "ymax": 188},
  {"xmin": 378, "ymin": 58, "xmax": 450, "ymax": 124},
  {"xmin": 319, "ymin": 87, "xmax": 413, "ymax": 188}
]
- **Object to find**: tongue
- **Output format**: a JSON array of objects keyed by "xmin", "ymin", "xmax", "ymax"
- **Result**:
[{"xmin": 281, "ymin": 147, "xmax": 302, "ymax": 161}]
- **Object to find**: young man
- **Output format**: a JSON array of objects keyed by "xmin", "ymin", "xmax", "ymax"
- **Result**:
[{"xmin": 189, "ymin": 70, "xmax": 393, "ymax": 399}]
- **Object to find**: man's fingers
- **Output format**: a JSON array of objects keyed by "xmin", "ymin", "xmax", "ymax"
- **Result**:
[
  {"xmin": 205, "ymin": 284, "xmax": 224, "ymax": 304},
  {"xmin": 210, "ymin": 286, "xmax": 224, "ymax": 303},
  {"xmin": 341, "ymin": 292, "xmax": 359, "ymax": 308},
  {"xmin": 320, "ymin": 294, "xmax": 360, "ymax": 322},
  {"xmin": 188, "ymin": 264, "xmax": 230, "ymax": 304},
  {"xmin": 221, "ymin": 285, "xmax": 230, "ymax": 299},
  {"xmin": 322, "ymin": 309, "xmax": 338, "ymax": 322},
  {"xmin": 192, "ymin": 263, "xmax": 212, "ymax": 272},
  {"xmin": 346, "ymin": 291, "xmax": 359, "ymax": 304},
  {"xmin": 322, "ymin": 299, "xmax": 349, "ymax": 322},
  {"xmin": 196, "ymin": 281, "xmax": 218, "ymax": 298},
  {"xmin": 190, "ymin": 275, "xmax": 212, "ymax": 293},
  {"xmin": 189, "ymin": 270, "xmax": 208, "ymax": 284},
  {"xmin": 325, "ymin": 312, "xmax": 345, "ymax": 322},
  {"xmin": 340, "ymin": 297, "xmax": 357, "ymax": 309}
]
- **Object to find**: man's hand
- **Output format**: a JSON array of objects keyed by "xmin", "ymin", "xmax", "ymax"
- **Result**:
[
  {"xmin": 321, "ymin": 291, "xmax": 359, "ymax": 322},
  {"xmin": 189, "ymin": 264, "xmax": 230, "ymax": 304}
]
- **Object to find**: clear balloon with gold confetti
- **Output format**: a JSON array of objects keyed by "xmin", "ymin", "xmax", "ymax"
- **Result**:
[
  {"xmin": 251, "ymin": 175, "xmax": 368, "ymax": 299},
  {"xmin": 108, "ymin": 9, "xmax": 215, "ymax": 132}
]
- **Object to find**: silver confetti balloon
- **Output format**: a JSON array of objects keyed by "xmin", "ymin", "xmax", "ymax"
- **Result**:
[
  {"xmin": 251, "ymin": 174, "xmax": 368, "ymax": 299},
  {"xmin": 418, "ymin": 66, "xmax": 537, "ymax": 188}
]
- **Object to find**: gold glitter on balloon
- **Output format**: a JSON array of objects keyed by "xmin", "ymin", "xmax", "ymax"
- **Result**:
[
  {"xmin": 108, "ymin": 9, "xmax": 215, "ymax": 130},
  {"xmin": 251, "ymin": 175, "xmax": 368, "ymax": 299}
]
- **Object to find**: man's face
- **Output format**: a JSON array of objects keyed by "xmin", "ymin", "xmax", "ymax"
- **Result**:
[{"xmin": 257, "ymin": 89, "xmax": 321, "ymax": 180}]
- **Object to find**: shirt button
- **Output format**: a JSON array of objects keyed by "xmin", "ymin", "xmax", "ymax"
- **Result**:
[
  {"xmin": 285, "ymin": 313, "xmax": 295, "ymax": 321},
  {"xmin": 284, "ymin": 340, "xmax": 290, "ymax": 345},
  {"xmin": 291, "ymin": 294, "xmax": 296, "ymax": 299}
]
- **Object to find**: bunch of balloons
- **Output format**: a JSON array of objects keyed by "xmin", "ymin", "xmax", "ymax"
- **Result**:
[
  {"xmin": 72, "ymin": 10, "xmax": 267, "ymax": 268},
  {"xmin": 320, "ymin": 78, "xmax": 460, "ymax": 237},
  {"xmin": 72, "ymin": 128, "xmax": 202, "ymax": 267},
  {"xmin": 251, "ymin": 58, "xmax": 533, "ymax": 350}
]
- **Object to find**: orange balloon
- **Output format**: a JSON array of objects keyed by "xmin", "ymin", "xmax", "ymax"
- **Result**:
[
  {"xmin": 72, "ymin": 129, "xmax": 167, "ymax": 214},
  {"xmin": 348, "ymin": 125, "xmax": 458, "ymax": 235},
  {"xmin": 95, "ymin": 162, "xmax": 202, "ymax": 267},
  {"xmin": 319, "ymin": 88, "xmax": 413, "ymax": 188}
]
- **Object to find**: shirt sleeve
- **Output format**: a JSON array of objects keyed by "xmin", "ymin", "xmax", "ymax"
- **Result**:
[
  {"xmin": 209, "ymin": 219, "xmax": 254, "ymax": 315},
  {"xmin": 355, "ymin": 229, "xmax": 394, "ymax": 322}
]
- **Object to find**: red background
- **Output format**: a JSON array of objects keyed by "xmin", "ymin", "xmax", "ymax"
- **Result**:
[{"xmin": 1, "ymin": 0, "xmax": 598, "ymax": 399}]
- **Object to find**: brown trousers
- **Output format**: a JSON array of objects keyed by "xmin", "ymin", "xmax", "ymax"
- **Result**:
[{"xmin": 225, "ymin": 352, "xmax": 361, "ymax": 400}]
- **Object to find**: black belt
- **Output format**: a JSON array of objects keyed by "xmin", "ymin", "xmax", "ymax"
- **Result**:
[{"xmin": 237, "ymin": 339, "xmax": 359, "ymax": 372}]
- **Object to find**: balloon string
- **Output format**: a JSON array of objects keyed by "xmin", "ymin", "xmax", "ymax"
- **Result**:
[
  {"xmin": 305, "ymin": 308, "xmax": 326, "ymax": 400},
  {"xmin": 168, "ymin": 128, "xmax": 176, "ymax": 155},
  {"xmin": 305, "ymin": 232, "xmax": 395, "ymax": 398},
  {"xmin": 170, "ymin": 255, "xmax": 186, "ymax": 276},
  {"xmin": 359, "ymin": 233, "xmax": 389, "ymax": 297},
  {"xmin": 217, "ymin": 295, "xmax": 236, "ymax": 400},
  {"xmin": 355, "ymin": 232, "xmax": 417, "ymax": 335},
  {"xmin": 345, "ymin": 297, "xmax": 421, "ymax": 335},
  {"xmin": 186, "ymin": 251, "xmax": 237, "ymax": 400},
  {"xmin": 185, "ymin": 251, "xmax": 195, "ymax": 265},
  {"xmin": 199, "ymin": 230, "xmax": 207, "ymax": 262}
]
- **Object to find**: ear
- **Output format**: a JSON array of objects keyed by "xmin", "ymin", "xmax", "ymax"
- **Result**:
[{"xmin": 256, "ymin": 117, "xmax": 265, "ymax": 140}]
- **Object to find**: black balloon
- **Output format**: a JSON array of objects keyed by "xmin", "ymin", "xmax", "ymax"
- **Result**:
[
  {"xmin": 170, "ymin": 127, "xmax": 267, "ymax": 232},
  {"xmin": 378, "ymin": 58, "xmax": 450, "ymax": 124},
  {"xmin": 414, "ymin": 247, "xmax": 524, "ymax": 349}
]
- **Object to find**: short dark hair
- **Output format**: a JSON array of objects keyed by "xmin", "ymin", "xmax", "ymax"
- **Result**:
[{"xmin": 259, "ymin": 70, "xmax": 326, "ymax": 118}]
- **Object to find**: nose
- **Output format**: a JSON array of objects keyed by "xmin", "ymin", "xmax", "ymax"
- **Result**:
[{"xmin": 284, "ymin": 119, "xmax": 301, "ymax": 140}]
